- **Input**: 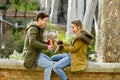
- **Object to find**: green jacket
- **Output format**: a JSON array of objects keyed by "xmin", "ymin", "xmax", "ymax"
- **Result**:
[
  {"xmin": 22, "ymin": 21, "xmax": 48, "ymax": 70},
  {"xmin": 63, "ymin": 30, "xmax": 93, "ymax": 71}
]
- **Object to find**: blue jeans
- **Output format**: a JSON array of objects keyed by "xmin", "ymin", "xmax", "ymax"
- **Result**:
[
  {"xmin": 37, "ymin": 53, "xmax": 52, "ymax": 80},
  {"xmin": 51, "ymin": 53, "xmax": 71, "ymax": 80}
]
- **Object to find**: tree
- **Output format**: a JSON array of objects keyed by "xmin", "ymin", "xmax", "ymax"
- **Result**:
[
  {"xmin": 66, "ymin": 0, "xmax": 84, "ymax": 38},
  {"xmin": 96, "ymin": 0, "xmax": 120, "ymax": 62},
  {"xmin": 0, "ymin": 0, "xmax": 11, "ymax": 17},
  {"xmin": 14, "ymin": 0, "xmax": 21, "ymax": 18},
  {"xmin": 23, "ymin": 0, "xmax": 29, "ymax": 18},
  {"xmin": 83, "ymin": 0, "xmax": 98, "ymax": 33}
]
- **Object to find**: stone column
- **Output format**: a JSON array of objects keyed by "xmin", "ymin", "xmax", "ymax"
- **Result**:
[
  {"xmin": 39, "ymin": 0, "xmax": 51, "ymax": 14},
  {"xmin": 44, "ymin": 0, "xmax": 51, "ymax": 14},
  {"xmin": 50, "ymin": 0, "xmax": 60, "ymax": 24},
  {"xmin": 66, "ymin": 0, "xmax": 84, "ymax": 38},
  {"xmin": 96, "ymin": 0, "xmax": 120, "ymax": 62},
  {"xmin": 83, "ymin": 0, "xmax": 98, "ymax": 33},
  {"xmin": 39, "ymin": 0, "xmax": 46, "ymax": 11}
]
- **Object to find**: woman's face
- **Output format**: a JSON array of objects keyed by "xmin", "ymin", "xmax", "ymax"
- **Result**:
[{"xmin": 71, "ymin": 23, "xmax": 79, "ymax": 34}]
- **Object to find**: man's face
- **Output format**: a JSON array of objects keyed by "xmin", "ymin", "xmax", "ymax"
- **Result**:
[{"xmin": 38, "ymin": 17, "xmax": 48, "ymax": 28}]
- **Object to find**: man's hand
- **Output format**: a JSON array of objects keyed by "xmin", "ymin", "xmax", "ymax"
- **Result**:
[{"xmin": 48, "ymin": 45, "xmax": 54, "ymax": 50}]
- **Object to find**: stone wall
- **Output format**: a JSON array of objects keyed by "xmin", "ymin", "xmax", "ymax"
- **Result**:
[{"xmin": 0, "ymin": 59, "xmax": 120, "ymax": 80}]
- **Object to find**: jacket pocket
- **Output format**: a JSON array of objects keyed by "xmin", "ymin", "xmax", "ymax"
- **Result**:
[{"xmin": 24, "ymin": 51, "xmax": 35, "ymax": 69}]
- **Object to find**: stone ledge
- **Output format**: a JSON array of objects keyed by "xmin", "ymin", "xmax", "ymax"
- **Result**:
[
  {"xmin": 0, "ymin": 59, "xmax": 120, "ymax": 73},
  {"xmin": 0, "ymin": 59, "xmax": 43, "ymax": 70}
]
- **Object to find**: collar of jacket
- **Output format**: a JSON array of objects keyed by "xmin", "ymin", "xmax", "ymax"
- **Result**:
[
  {"xmin": 72, "ymin": 30, "xmax": 94, "ymax": 45},
  {"xmin": 26, "ymin": 21, "xmax": 45, "ymax": 31}
]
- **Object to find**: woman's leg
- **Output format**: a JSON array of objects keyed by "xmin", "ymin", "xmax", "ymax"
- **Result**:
[
  {"xmin": 51, "ymin": 53, "xmax": 68, "ymax": 61},
  {"xmin": 37, "ymin": 53, "xmax": 52, "ymax": 80},
  {"xmin": 53, "ymin": 54, "xmax": 71, "ymax": 80}
]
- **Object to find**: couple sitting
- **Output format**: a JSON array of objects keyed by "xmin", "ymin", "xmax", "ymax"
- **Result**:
[{"xmin": 22, "ymin": 12, "xmax": 93, "ymax": 80}]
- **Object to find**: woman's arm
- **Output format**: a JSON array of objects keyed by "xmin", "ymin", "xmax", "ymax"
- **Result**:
[
  {"xmin": 63, "ymin": 40, "xmax": 84, "ymax": 53},
  {"xmin": 63, "ymin": 42, "xmax": 70, "ymax": 46}
]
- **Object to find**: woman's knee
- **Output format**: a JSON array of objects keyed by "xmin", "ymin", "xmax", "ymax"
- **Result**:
[
  {"xmin": 53, "ymin": 63, "xmax": 60, "ymax": 71},
  {"xmin": 51, "ymin": 56, "xmax": 59, "ymax": 61},
  {"xmin": 51, "ymin": 56, "xmax": 55, "ymax": 60}
]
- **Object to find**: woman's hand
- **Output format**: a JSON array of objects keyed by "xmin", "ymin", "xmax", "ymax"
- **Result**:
[
  {"xmin": 53, "ymin": 44, "xmax": 64, "ymax": 54},
  {"xmin": 53, "ymin": 45, "xmax": 59, "ymax": 54},
  {"xmin": 57, "ymin": 40, "xmax": 63, "ymax": 45}
]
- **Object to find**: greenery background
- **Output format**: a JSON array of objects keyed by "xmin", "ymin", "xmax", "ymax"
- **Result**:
[{"xmin": 0, "ymin": 0, "xmax": 96, "ymax": 62}]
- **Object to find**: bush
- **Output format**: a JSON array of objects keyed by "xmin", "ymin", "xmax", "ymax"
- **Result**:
[
  {"xmin": 13, "ymin": 28, "xmax": 24, "ymax": 53},
  {"xmin": 86, "ymin": 43, "xmax": 96, "ymax": 62},
  {"xmin": 0, "ymin": 30, "xmax": 15, "ymax": 58},
  {"xmin": 0, "ymin": 28, "xmax": 25, "ymax": 59},
  {"xmin": 9, "ymin": 50, "xmax": 24, "ymax": 60}
]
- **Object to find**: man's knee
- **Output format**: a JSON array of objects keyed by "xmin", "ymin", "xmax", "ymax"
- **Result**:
[{"xmin": 47, "ymin": 62, "xmax": 53, "ymax": 68}]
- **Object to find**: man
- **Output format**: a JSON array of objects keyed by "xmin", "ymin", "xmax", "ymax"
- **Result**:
[{"xmin": 22, "ymin": 12, "xmax": 53, "ymax": 80}]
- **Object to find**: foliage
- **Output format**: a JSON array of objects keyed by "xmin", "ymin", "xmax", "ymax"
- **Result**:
[
  {"xmin": 86, "ymin": 43, "xmax": 96, "ymax": 62},
  {"xmin": 10, "ymin": 0, "xmax": 39, "ymax": 11},
  {"xmin": 0, "ymin": 30, "xmax": 15, "ymax": 58},
  {"xmin": 46, "ymin": 23, "xmax": 66, "ymax": 41},
  {"xmin": 13, "ymin": 28, "xmax": 24, "ymax": 53},
  {"xmin": 9, "ymin": 50, "xmax": 24, "ymax": 60},
  {"xmin": 0, "ymin": 28, "xmax": 24, "ymax": 59},
  {"xmin": 42, "ymin": 23, "xmax": 66, "ymax": 57},
  {"xmin": 0, "ymin": 0, "xmax": 11, "ymax": 10},
  {"xmin": 43, "ymin": 49, "xmax": 56, "ymax": 57},
  {"xmin": 7, "ymin": 28, "xmax": 24, "ymax": 60},
  {"xmin": 26, "ymin": 1, "xmax": 39, "ymax": 11},
  {"xmin": 0, "ymin": 5, "xmax": 7, "ymax": 10}
]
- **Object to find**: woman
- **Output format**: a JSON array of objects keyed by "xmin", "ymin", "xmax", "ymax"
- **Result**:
[{"xmin": 52, "ymin": 20, "xmax": 93, "ymax": 80}]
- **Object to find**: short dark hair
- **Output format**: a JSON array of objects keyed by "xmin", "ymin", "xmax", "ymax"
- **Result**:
[{"xmin": 36, "ymin": 12, "xmax": 49, "ymax": 21}]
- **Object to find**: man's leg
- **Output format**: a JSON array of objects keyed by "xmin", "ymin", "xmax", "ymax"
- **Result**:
[{"xmin": 37, "ymin": 53, "xmax": 52, "ymax": 80}]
